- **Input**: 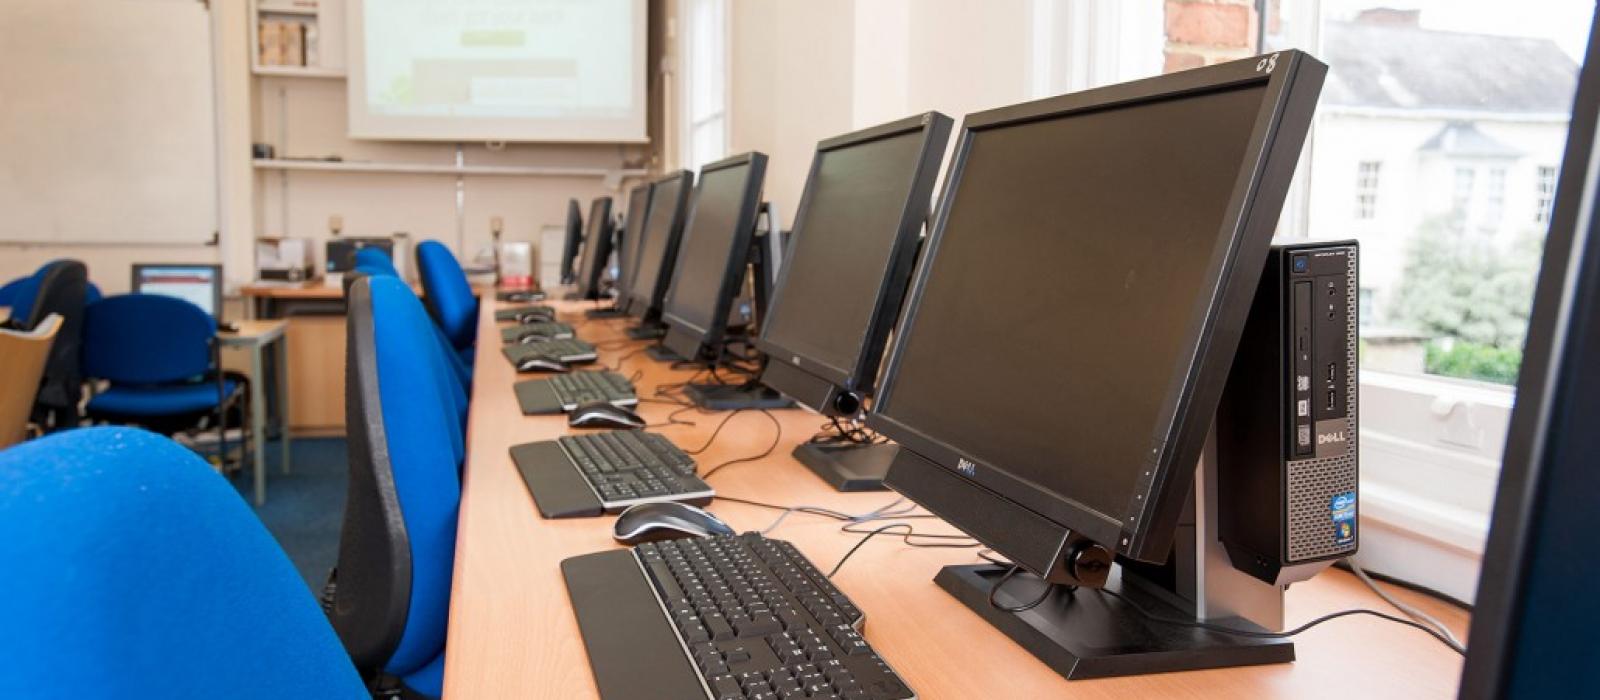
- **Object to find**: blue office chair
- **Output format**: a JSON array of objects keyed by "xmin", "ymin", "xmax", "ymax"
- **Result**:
[
  {"xmin": 354, "ymin": 247, "xmax": 400, "ymax": 277},
  {"xmin": 343, "ymin": 265, "xmax": 472, "ymax": 403},
  {"xmin": 413, "ymin": 241, "xmax": 478, "ymax": 361},
  {"xmin": 0, "ymin": 426, "xmax": 368, "ymax": 699},
  {"xmin": 331, "ymin": 275, "xmax": 462, "ymax": 698},
  {"xmin": 81, "ymin": 294, "xmax": 250, "ymax": 469},
  {"xmin": 0, "ymin": 276, "xmax": 26, "ymax": 308}
]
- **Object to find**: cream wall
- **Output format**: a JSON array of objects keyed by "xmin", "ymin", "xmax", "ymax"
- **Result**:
[
  {"xmin": 725, "ymin": 0, "xmax": 1034, "ymax": 217},
  {"xmin": 727, "ymin": 0, "xmax": 856, "ymax": 219},
  {"xmin": 2, "ymin": 0, "xmax": 664, "ymax": 296}
]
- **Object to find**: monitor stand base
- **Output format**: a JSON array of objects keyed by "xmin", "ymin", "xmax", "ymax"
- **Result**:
[
  {"xmin": 645, "ymin": 344, "xmax": 682, "ymax": 362},
  {"xmin": 934, "ymin": 564, "xmax": 1294, "ymax": 680},
  {"xmin": 792, "ymin": 442, "xmax": 896, "ymax": 492},
  {"xmin": 584, "ymin": 307, "xmax": 627, "ymax": 319},
  {"xmin": 628, "ymin": 324, "xmax": 668, "ymax": 341},
  {"xmin": 685, "ymin": 382, "xmax": 794, "ymax": 411}
]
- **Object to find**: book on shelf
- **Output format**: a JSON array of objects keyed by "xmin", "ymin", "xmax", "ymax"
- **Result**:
[{"xmin": 257, "ymin": 18, "xmax": 317, "ymax": 68}]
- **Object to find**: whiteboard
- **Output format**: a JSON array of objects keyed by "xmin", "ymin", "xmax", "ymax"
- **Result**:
[{"xmin": 0, "ymin": 0, "xmax": 217, "ymax": 244}]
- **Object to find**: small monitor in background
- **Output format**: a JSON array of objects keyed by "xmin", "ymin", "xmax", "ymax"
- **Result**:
[
  {"xmin": 754, "ymin": 111, "xmax": 954, "ymax": 491},
  {"xmin": 624, "ymin": 169, "xmax": 695, "ymax": 334},
  {"xmin": 613, "ymin": 182, "xmax": 655, "ymax": 306},
  {"xmin": 659, "ymin": 153, "xmax": 767, "ymax": 364},
  {"xmin": 131, "ymin": 264, "xmax": 222, "ymax": 318},
  {"xmin": 325, "ymin": 237, "xmax": 394, "ymax": 275},
  {"xmin": 559, "ymin": 198, "xmax": 584, "ymax": 285},
  {"xmin": 573, "ymin": 196, "xmax": 615, "ymax": 301}
]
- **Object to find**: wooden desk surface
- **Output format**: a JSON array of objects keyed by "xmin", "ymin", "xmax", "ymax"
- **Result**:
[
  {"xmin": 240, "ymin": 279, "xmax": 497, "ymax": 300},
  {"xmin": 217, "ymin": 319, "xmax": 287, "ymax": 346},
  {"xmin": 240, "ymin": 280, "xmax": 351, "ymax": 300},
  {"xmin": 446, "ymin": 296, "xmax": 1470, "ymax": 699}
]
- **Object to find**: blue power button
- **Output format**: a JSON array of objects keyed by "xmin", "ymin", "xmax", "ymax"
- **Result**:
[{"xmin": 1292, "ymin": 255, "xmax": 1310, "ymax": 273}]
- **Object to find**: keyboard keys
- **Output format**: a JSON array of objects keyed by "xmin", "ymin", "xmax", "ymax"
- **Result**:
[{"xmin": 631, "ymin": 535, "xmax": 913, "ymax": 700}]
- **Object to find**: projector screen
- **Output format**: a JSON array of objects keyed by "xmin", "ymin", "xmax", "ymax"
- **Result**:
[{"xmin": 347, "ymin": 0, "xmax": 648, "ymax": 143}]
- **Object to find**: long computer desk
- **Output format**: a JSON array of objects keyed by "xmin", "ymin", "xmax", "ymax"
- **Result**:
[{"xmin": 447, "ymin": 295, "xmax": 1471, "ymax": 698}]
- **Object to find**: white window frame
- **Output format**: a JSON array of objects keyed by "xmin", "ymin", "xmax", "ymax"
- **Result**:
[
  {"xmin": 1027, "ymin": 0, "xmax": 1164, "ymax": 99},
  {"xmin": 679, "ymin": 0, "xmax": 730, "ymax": 173}
]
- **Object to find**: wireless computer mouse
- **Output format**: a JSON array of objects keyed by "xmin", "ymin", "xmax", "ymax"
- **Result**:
[
  {"xmin": 517, "ymin": 356, "xmax": 569, "ymax": 373},
  {"xmin": 518, "ymin": 311, "xmax": 555, "ymax": 324},
  {"xmin": 518, "ymin": 331, "xmax": 552, "ymax": 344},
  {"xmin": 568, "ymin": 402, "xmax": 647, "ymax": 430},
  {"xmin": 613, "ymin": 502, "xmax": 735, "ymax": 545}
]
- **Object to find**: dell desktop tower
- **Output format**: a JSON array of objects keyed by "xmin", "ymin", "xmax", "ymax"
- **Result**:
[{"xmin": 1216, "ymin": 241, "xmax": 1359, "ymax": 586}]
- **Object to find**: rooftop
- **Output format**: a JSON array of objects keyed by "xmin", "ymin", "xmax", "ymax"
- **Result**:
[{"xmin": 1321, "ymin": 19, "xmax": 1579, "ymax": 114}]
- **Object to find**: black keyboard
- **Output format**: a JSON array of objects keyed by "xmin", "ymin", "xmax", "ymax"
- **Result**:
[
  {"xmin": 558, "ymin": 430, "xmax": 709, "ymax": 509},
  {"xmin": 618, "ymin": 534, "xmax": 914, "ymax": 700},
  {"xmin": 495, "ymin": 305, "xmax": 556, "ymax": 323},
  {"xmin": 550, "ymin": 370, "xmax": 637, "ymax": 408},
  {"xmin": 502, "ymin": 321, "xmax": 576, "ymax": 343},
  {"xmin": 503, "ymin": 338, "xmax": 598, "ymax": 365}
]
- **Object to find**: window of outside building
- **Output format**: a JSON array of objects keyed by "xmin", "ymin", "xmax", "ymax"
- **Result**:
[
  {"xmin": 1263, "ymin": 0, "xmax": 1592, "ymax": 601},
  {"xmin": 1355, "ymin": 160, "xmax": 1381, "ymax": 219}
]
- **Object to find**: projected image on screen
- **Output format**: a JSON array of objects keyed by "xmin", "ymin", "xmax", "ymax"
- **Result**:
[{"xmin": 349, "ymin": 0, "xmax": 647, "ymax": 142}]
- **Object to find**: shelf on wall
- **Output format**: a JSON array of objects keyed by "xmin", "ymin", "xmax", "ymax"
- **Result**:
[
  {"xmin": 252, "ymin": 158, "xmax": 647, "ymax": 181},
  {"xmin": 252, "ymin": 65, "xmax": 345, "ymax": 79},
  {"xmin": 258, "ymin": 5, "xmax": 319, "ymax": 16}
]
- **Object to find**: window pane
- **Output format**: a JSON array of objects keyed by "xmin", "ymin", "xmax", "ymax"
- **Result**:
[{"xmin": 1289, "ymin": 2, "xmax": 1590, "ymax": 386}]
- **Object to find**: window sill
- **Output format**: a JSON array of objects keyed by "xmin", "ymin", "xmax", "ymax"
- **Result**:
[{"xmin": 1353, "ymin": 369, "xmax": 1511, "ymax": 602}]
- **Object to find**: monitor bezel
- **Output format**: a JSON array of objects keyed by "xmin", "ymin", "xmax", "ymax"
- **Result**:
[
  {"xmin": 614, "ymin": 182, "xmax": 656, "ymax": 305},
  {"xmin": 755, "ymin": 112, "xmax": 952, "ymax": 395},
  {"xmin": 1459, "ymin": 12, "xmax": 1600, "ymax": 696},
  {"xmin": 868, "ymin": 51, "xmax": 1326, "ymax": 563},
  {"xmin": 626, "ymin": 169, "xmax": 696, "ymax": 318},
  {"xmin": 659, "ymin": 152, "xmax": 767, "ymax": 360},
  {"xmin": 576, "ymin": 196, "xmax": 615, "ymax": 298},
  {"xmin": 130, "ymin": 263, "xmax": 224, "ymax": 319}
]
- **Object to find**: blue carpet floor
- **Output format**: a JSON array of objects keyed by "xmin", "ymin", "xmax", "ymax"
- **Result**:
[{"xmin": 231, "ymin": 437, "xmax": 347, "ymax": 592}]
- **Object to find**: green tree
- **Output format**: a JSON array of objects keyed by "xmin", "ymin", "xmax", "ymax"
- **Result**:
[{"xmin": 1391, "ymin": 216, "xmax": 1543, "ymax": 385}]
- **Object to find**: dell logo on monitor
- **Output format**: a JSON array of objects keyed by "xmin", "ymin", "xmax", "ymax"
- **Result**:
[{"xmin": 956, "ymin": 458, "xmax": 977, "ymax": 476}]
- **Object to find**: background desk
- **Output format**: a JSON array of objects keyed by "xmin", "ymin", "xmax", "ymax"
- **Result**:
[
  {"xmin": 446, "ymin": 296, "xmax": 1471, "ymax": 698},
  {"xmin": 218, "ymin": 319, "xmax": 289, "ymax": 505}
]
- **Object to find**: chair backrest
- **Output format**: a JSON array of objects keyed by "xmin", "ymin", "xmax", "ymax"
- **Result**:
[
  {"xmin": 82, "ymin": 294, "xmax": 215, "ymax": 385},
  {"xmin": 0, "ymin": 427, "xmax": 367, "ymax": 699},
  {"xmin": 343, "ymin": 269, "xmax": 469, "ymax": 410},
  {"xmin": 354, "ymin": 247, "xmax": 399, "ymax": 276},
  {"xmin": 0, "ymin": 276, "xmax": 27, "ymax": 309},
  {"xmin": 413, "ymin": 240, "xmax": 478, "ymax": 351},
  {"xmin": 20, "ymin": 261, "xmax": 89, "ymax": 417},
  {"xmin": 0, "ymin": 314, "xmax": 61, "ymax": 448},
  {"xmin": 335, "ymin": 275, "xmax": 462, "ymax": 680}
]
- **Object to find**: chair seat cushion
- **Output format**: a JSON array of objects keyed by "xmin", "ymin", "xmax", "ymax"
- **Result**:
[
  {"xmin": 401, "ymin": 649, "xmax": 446, "ymax": 699},
  {"xmin": 86, "ymin": 379, "xmax": 239, "ymax": 417}
]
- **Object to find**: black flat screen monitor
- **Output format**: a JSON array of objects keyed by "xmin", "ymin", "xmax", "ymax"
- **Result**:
[
  {"xmin": 660, "ymin": 153, "xmax": 767, "ymax": 361},
  {"xmin": 614, "ymin": 183, "xmax": 654, "ymax": 305},
  {"xmin": 756, "ymin": 112, "xmax": 952, "ymax": 413},
  {"xmin": 1460, "ymin": 9, "xmax": 1600, "ymax": 698},
  {"xmin": 574, "ymin": 196, "xmax": 615, "ymax": 300},
  {"xmin": 866, "ymin": 51, "xmax": 1326, "ymax": 572},
  {"xmin": 626, "ymin": 170, "xmax": 695, "ymax": 320},
  {"xmin": 131, "ymin": 264, "xmax": 223, "ymax": 319},
  {"xmin": 559, "ymin": 198, "xmax": 584, "ymax": 284}
]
